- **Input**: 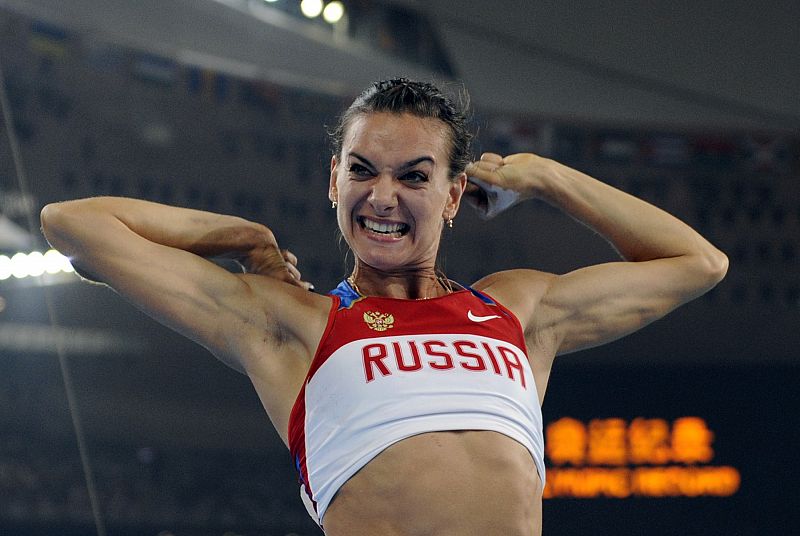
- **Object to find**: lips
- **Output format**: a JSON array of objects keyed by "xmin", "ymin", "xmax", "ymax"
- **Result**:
[{"xmin": 357, "ymin": 216, "xmax": 410, "ymax": 238}]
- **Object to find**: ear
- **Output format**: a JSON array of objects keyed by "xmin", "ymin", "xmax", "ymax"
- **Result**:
[
  {"xmin": 329, "ymin": 155, "xmax": 339, "ymax": 203},
  {"xmin": 443, "ymin": 172, "xmax": 467, "ymax": 220}
]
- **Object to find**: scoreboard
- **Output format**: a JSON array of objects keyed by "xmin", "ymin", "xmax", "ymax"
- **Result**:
[
  {"xmin": 541, "ymin": 362, "xmax": 798, "ymax": 536},
  {"xmin": 544, "ymin": 416, "xmax": 740, "ymax": 498}
]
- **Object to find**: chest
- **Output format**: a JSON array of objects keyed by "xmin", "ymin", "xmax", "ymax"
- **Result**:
[{"xmin": 304, "ymin": 292, "xmax": 537, "ymax": 423}]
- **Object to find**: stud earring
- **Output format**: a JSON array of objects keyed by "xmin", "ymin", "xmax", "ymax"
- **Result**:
[{"xmin": 332, "ymin": 201, "xmax": 337, "ymax": 208}]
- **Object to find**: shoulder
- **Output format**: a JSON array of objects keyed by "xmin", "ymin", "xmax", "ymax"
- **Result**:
[
  {"xmin": 471, "ymin": 269, "xmax": 557, "ymax": 333},
  {"xmin": 472, "ymin": 269, "xmax": 556, "ymax": 301}
]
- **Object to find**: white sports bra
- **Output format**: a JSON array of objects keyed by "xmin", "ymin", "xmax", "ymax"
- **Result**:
[{"xmin": 288, "ymin": 281, "xmax": 545, "ymax": 526}]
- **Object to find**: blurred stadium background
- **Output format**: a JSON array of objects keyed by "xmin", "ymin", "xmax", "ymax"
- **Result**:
[{"xmin": 0, "ymin": 1, "xmax": 797, "ymax": 535}]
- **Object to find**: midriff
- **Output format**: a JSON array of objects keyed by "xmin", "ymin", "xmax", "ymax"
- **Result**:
[{"xmin": 322, "ymin": 430, "xmax": 543, "ymax": 536}]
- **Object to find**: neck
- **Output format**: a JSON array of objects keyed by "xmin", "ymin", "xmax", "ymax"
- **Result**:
[{"xmin": 349, "ymin": 264, "xmax": 452, "ymax": 300}]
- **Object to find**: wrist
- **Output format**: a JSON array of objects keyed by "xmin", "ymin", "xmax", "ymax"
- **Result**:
[
  {"xmin": 521, "ymin": 157, "xmax": 560, "ymax": 202},
  {"xmin": 191, "ymin": 220, "xmax": 273, "ymax": 259}
]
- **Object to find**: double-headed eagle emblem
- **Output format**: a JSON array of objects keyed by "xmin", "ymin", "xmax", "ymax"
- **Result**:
[{"xmin": 363, "ymin": 311, "xmax": 395, "ymax": 332}]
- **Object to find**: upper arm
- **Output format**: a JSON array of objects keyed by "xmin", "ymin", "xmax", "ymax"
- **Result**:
[
  {"xmin": 41, "ymin": 203, "xmax": 286, "ymax": 364},
  {"xmin": 536, "ymin": 255, "xmax": 727, "ymax": 355},
  {"xmin": 475, "ymin": 252, "xmax": 726, "ymax": 358},
  {"xmin": 103, "ymin": 232, "xmax": 262, "ymax": 357}
]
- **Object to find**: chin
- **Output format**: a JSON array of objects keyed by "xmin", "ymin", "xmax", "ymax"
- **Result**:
[
  {"xmin": 354, "ymin": 249, "xmax": 405, "ymax": 272},
  {"xmin": 354, "ymin": 244, "xmax": 440, "ymax": 275},
  {"xmin": 346, "ymin": 229, "xmax": 437, "ymax": 273}
]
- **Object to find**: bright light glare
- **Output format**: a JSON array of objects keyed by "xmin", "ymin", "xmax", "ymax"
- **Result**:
[
  {"xmin": 0, "ymin": 249, "xmax": 74, "ymax": 281},
  {"xmin": 0, "ymin": 256, "xmax": 11, "ymax": 280},
  {"xmin": 26, "ymin": 251, "xmax": 46, "ymax": 277},
  {"xmin": 322, "ymin": 1, "xmax": 344, "ymax": 23},
  {"xmin": 44, "ymin": 249, "xmax": 69, "ymax": 273},
  {"xmin": 300, "ymin": 0, "xmax": 323, "ymax": 18},
  {"xmin": 11, "ymin": 253, "xmax": 28, "ymax": 279}
]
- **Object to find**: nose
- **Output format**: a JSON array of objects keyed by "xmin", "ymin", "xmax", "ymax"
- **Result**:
[{"xmin": 368, "ymin": 173, "xmax": 398, "ymax": 214}]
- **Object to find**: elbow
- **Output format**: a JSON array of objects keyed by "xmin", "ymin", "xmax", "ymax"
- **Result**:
[
  {"xmin": 707, "ymin": 247, "xmax": 729, "ymax": 284},
  {"xmin": 40, "ymin": 200, "xmax": 86, "ymax": 255},
  {"xmin": 695, "ymin": 246, "xmax": 729, "ymax": 290},
  {"xmin": 40, "ymin": 202, "xmax": 64, "ymax": 246},
  {"xmin": 714, "ymin": 250, "xmax": 729, "ymax": 281},
  {"xmin": 40, "ymin": 200, "xmax": 113, "ymax": 284}
]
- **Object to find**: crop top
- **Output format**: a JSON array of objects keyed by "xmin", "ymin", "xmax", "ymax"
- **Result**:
[{"xmin": 288, "ymin": 280, "xmax": 545, "ymax": 526}]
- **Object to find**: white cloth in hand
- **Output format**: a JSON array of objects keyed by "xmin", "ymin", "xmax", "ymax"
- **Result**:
[{"xmin": 467, "ymin": 177, "xmax": 521, "ymax": 220}]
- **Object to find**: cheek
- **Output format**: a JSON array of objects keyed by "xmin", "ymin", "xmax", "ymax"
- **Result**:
[
  {"xmin": 336, "ymin": 207, "xmax": 351, "ymax": 235},
  {"xmin": 416, "ymin": 202, "xmax": 446, "ymax": 232}
]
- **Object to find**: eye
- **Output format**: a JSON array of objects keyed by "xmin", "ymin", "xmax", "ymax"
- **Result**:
[
  {"xmin": 402, "ymin": 171, "xmax": 428, "ymax": 183},
  {"xmin": 348, "ymin": 163, "xmax": 373, "ymax": 178}
]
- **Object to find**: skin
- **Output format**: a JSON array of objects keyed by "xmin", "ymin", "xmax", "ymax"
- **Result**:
[
  {"xmin": 328, "ymin": 113, "xmax": 465, "ymax": 299},
  {"xmin": 40, "ymin": 111, "xmax": 728, "ymax": 535}
]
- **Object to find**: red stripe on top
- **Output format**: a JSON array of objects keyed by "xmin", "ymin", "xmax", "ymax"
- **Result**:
[{"xmin": 287, "ymin": 294, "xmax": 341, "ymax": 510}]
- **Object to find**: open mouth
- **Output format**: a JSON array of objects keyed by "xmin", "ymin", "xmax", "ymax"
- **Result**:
[{"xmin": 358, "ymin": 216, "xmax": 410, "ymax": 238}]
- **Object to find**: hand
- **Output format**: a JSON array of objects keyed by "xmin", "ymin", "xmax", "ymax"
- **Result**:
[
  {"xmin": 240, "ymin": 237, "xmax": 315, "ymax": 292},
  {"xmin": 195, "ymin": 224, "xmax": 315, "ymax": 292},
  {"xmin": 279, "ymin": 248, "xmax": 315, "ymax": 291},
  {"xmin": 464, "ymin": 152, "xmax": 552, "ymax": 211}
]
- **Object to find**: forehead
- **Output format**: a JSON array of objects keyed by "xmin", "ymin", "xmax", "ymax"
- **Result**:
[{"xmin": 342, "ymin": 112, "xmax": 450, "ymax": 162}]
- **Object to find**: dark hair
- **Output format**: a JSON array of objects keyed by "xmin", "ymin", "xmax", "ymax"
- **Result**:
[{"xmin": 330, "ymin": 78, "xmax": 473, "ymax": 179}]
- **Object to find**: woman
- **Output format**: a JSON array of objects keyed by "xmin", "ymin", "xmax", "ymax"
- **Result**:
[{"xmin": 40, "ymin": 79, "xmax": 728, "ymax": 535}]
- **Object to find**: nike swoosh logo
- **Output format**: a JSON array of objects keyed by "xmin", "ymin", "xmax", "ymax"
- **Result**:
[{"xmin": 467, "ymin": 310, "xmax": 501, "ymax": 322}]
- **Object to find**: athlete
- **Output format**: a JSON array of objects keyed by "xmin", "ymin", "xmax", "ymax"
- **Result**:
[{"xmin": 40, "ymin": 79, "xmax": 728, "ymax": 535}]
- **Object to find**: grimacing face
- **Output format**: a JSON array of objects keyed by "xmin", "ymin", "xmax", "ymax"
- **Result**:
[{"xmin": 329, "ymin": 112, "xmax": 466, "ymax": 273}]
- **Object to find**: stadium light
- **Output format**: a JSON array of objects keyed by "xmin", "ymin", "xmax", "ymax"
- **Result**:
[
  {"xmin": 322, "ymin": 1, "xmax": 344, "ymax": 23},
  {"xmin": 300, "ymin": 0, "xmax": 324, "ymax": 18},
  {"xmin": 0, "ymin": 249, "xmax": 74, "ymax": 281}
]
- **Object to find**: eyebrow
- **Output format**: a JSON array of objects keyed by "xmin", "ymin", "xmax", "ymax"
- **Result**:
[{"xmin": 349, "ymin": 152, "xmax": 435, "ymax": 172}]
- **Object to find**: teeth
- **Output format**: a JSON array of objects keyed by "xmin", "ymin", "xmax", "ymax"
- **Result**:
[{"xmin": 362, "ymin": 218, "xmax": 407, "ymax": 234}]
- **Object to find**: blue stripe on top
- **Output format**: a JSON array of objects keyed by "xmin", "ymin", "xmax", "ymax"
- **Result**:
[
  {"xmin": 330, "ymin": 279, "xmax": 361, "ymax": 309},
  {"xmin": 467, "ymin": 286, "xmax": 497, "ymax": 305},
  {"xmin": 331, "ymin": 279, "xmax": 500, "ymax": 309}
]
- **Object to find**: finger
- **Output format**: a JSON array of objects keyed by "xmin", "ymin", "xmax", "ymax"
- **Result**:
[
  {"xmin": 471, "ymin": 159, "xmax": 501, "ymax": 171},
  {"xmin": 466, "ymin": 161, "xmax": 501, "ymax": 183},
  {"xmin": 286, "ymin": 262, "xmax": 302, "ymax": 281},
  {"xmin": 284, "ymin": 271, "xmax": 315, "ymax": 292},
  {"xmin": 503, "ymin": 153, "xmax": 534, "ymax": 164},
  {"xmin": 480, "ymin": 152, "xmax": 503, "ymax": 163},
  {"xmin": 245, "ymin": 250, "xmax": 290, "ymax": 277},
  {"xmin": 275, "ymin": 265, "xmax": 303, "ymax": 287},
  {"xmin": 281, "ymin": 249, "xmax": 298, "ymax": 267}
]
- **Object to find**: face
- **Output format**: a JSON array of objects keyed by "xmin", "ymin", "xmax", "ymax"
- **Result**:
[{"xmin": 329, "ymin": 112, "xmax": 466, "ymax": 273}]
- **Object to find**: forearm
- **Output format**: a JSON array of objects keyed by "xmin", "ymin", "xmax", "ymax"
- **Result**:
[
  {"xmin": 41, "ymin": 196, "xmax": 269, "ymax": 260},
  {"xmin": 539, "ymin": 161, "xmax": 725, "ymax": 267}
]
